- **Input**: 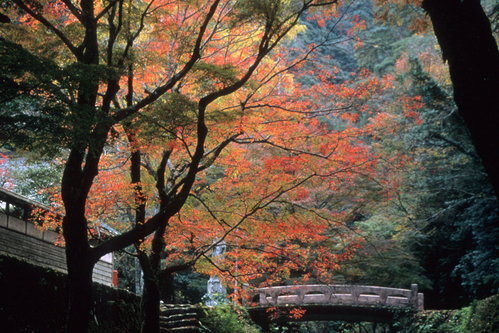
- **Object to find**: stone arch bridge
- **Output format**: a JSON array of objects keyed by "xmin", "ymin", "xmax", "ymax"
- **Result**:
[{"xmin": 242, "ymin": 284, "xmax": 424, "ymax": 329}]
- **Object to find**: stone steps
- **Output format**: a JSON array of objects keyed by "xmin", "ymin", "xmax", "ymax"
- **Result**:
[{"xmin": 159, "ymin": 304, "xmax": 200, "ymax": 333}]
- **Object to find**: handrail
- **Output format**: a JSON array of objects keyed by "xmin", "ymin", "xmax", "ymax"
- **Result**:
[{"xmin": 243, "ymin": 284, "xmax": 424, "ymax": 310}]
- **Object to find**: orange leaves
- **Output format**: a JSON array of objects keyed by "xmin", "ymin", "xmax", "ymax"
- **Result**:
[
  {"xmin": 266, "ymin": 306, "xmax": 306, "ymax": 320},
  {"xmin": 263, "ymin": 155, "xmax": 305, "ymax": 176},
  {"xmin": 30, "ymin": 204, "xmax": 63, "ymax": 235},
  {"xmin": 340, "ymin": 112, "xmax": 359, "ymax": 122},
  {"xmin": 347, "ymin": 15, "xmax": 367, "ymax": 37},
  {"xmin": 7, "ymin": 0, "xmax": 418, "ymax": 296},
  {"xmin": 399, "ymin": 95, "xmax": 424, "ymax": 124}
]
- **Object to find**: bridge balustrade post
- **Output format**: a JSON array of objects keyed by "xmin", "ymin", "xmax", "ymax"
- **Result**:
[
  {"xmin": 418, "ymin": 292, "xmax": 424, "ymax": 310},
  {"xmin": 324, "ymin": 286, "xmax": 332, "ymax": 302},
  {"xmin": 271, "ymin": 289, "xmax": 279, "ymax": 306},
  {"xmin": 297, "ymin": 288, "xmax": 305, "ymax": 304},
  {"xmin": 259, "ymin": 292, "xmax": 268, "ymax": 305},
  {"xmin": 378, "ymin": 289, "xmax": 388, "ymax": 305},
  {"xmin": 351, "ymin": 285, "xmax": 360, "ymax": 305},
  {"xmin": 411, "ymin": 284, "xmax": 418, "ymax": 309}
]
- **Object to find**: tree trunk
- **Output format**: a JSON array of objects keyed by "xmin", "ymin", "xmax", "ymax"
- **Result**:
[
  {"xmin": 159, "ymin": 270, "xmax": 175, "ymax": 303},
  {"xmin": 141, "ymin": 277, "xmax": 161, "ymax": 333},
  {"xmin": 65, "ymin": 244, "xmax": 95, "ymax": 333},
  {"xmin": 422, "ymin": 0, "xmax": 499, "ymax": 199},
  {"xmin": 62, "ymin": 200, "xmax": 98, "ymax": 333},
  {"xmin": 138, "ymin": 251, "xmax": 161, "ymax": 333}
]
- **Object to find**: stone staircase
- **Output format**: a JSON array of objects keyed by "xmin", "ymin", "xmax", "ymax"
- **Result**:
[{"xmin": 159, "ymin": 304, "xmax": 201, "ymax": 333}]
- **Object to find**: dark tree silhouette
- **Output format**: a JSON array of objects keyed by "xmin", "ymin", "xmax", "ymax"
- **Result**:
[{"xmin": 422, "ymin": 0, "xmax": 499, "ymax": 200}]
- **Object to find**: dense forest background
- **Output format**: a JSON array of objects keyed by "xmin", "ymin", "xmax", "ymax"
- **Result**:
[
  {"xmin": 1, "ymin": 0, "xmax": 499, "ymax": 327},
  {"xmin": 285, "ymin": 0, "xmax": 499, "ymax": 309}
]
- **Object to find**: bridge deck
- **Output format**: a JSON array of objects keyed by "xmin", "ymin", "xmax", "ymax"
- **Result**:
[{"xmin": 243, "ymin": 284, "xmax": 423, "ymax": 327}]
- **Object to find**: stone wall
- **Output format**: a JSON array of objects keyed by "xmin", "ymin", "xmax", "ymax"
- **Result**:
[{"xmin": 0, "ymin": 213, "xmax": 114, "ymax": 286}]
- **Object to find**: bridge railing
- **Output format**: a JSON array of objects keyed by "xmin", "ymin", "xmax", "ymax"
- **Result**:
[{"xmin": 243, "ymin": 284, "xmax": 424, "ymax": 310}]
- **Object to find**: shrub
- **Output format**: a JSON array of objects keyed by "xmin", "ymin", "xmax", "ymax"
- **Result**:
[{"xmin": 199, "ymin": 303, "xmax": 261, "ymax": 333}]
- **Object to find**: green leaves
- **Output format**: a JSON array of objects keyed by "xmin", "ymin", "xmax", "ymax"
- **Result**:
[
  {"xmin": 199, "ymin": 303, "xmax": 260, "ymax": 333},
  {"xmin": 392, "ymin": 55, "xmax": 499, "ymax": 307},
  {"xmin": 0, "ymin": 39, "xmax": 57, "ymax": 101},
  {"xmin": 193, "ymin": 62, "xmax": 240, "ymax": 91},
  {"xmin": 134, "ymin": 92, "xmax": 199, "ymax": 141},
  {"xmin": 0, "ymin": 38, "xmax": 122, "ymax": 154}
]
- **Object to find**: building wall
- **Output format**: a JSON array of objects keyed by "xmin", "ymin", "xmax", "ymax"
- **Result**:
[{"xmin": 0, "ymin": 213, "xmax": 114, "ymax": 286}]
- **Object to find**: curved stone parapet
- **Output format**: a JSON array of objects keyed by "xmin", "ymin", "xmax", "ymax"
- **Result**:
[{"xmin": 243, "ymin": 284, "xmax": 424, "ymax": 310}]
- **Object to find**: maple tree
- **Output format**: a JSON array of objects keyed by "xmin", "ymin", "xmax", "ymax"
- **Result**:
[
  {"xmin": 79, "ymin": 45, "xmax": 400, "ymax": 332},
  {"xmin": 1, "ymin": 1, "xmax": 378, "ymax": 332}
]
